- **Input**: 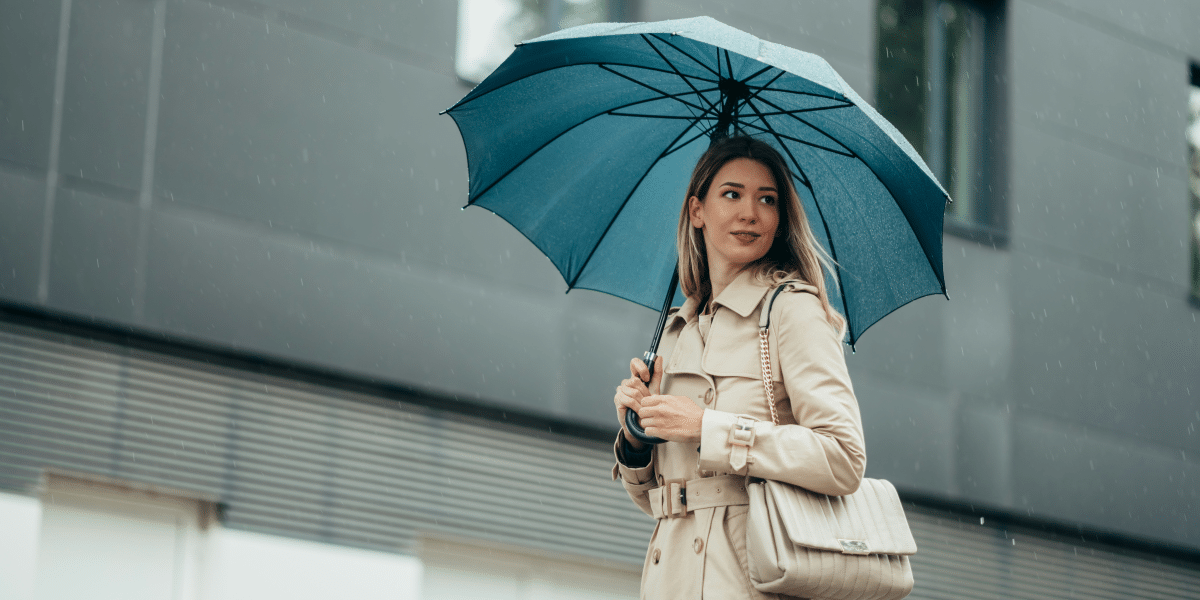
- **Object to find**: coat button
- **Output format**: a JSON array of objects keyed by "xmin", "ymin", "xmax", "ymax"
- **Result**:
[
  {"xmin": 703, "ymin": 389, "xmax": 714, "ymax": 404},
  {"xmin": 652, "ymin": 548, "xmax": 661, "ymax": 564},
  {"xmin": 693, "ymin": 538, "xmax": 704, "ymax": 553}
]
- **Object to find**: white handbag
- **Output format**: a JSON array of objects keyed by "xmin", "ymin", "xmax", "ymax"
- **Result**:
[{"xmin": 745, "ymin": 284, "xmax": 917, "ymax": 599}]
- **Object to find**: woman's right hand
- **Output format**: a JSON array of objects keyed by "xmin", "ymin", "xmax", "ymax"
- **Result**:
[{"xmin": 614, "ymin": 355, "xmax": 663, "ymax": 450}]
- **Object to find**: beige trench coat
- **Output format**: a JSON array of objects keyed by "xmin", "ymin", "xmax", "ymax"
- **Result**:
[{"xmin": 612, "ymin": 269, "xmax": 866, "ymax": 600}]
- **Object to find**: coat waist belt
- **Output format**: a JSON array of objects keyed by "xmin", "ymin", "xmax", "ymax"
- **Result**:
[{"xmin": 648, "ymin": 474, "xmax": 749, "ymax": 519}]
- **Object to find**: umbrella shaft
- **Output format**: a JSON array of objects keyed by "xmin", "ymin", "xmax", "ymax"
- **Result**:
[{"xmin": 646, "ymin": 267, "xmax": 680, "ymax": 357}]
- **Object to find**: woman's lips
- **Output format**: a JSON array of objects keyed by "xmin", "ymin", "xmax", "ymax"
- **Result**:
[{"xmin": 731, "ymin": 231, "xmax": 761, "ymax": 244}]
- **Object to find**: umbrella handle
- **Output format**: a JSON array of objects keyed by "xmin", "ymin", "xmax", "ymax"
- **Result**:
[{"xmin": 624, "ymin": 351, "xmax": 666, "ymax": 445}]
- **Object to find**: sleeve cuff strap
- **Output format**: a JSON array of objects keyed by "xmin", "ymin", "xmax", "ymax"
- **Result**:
[{"xmin": 699, "ymin": 410, "xmax": 758, "ymax": 475}]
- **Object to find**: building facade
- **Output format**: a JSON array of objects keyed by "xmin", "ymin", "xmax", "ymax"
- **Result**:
[{"xmin": 0, "ymin": 0, "xmax": 1197, "ymax": 598}]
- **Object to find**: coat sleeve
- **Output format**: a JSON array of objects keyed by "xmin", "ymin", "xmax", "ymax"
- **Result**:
[
  {"xmin": 698, "ymin": 290, "xmax": 866, "ymax": 496},
  {"xmin": 611, "ymin": 433, "xmax": 658, "ymax": 516}
]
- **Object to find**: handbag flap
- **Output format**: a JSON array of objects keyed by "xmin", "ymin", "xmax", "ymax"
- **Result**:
[{"xmin": 763, "ymin": 478, "xmax": 918, "ymax": 556}]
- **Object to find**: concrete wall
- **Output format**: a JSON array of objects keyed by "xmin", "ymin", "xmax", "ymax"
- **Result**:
[{"xmin": 0, "ymin": 0, "xmax": 1196, "ymax": 552}]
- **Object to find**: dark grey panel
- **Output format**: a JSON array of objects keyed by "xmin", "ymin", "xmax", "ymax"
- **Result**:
[
  {"xmin": 1013, "ymin": 415, "xmax": 1200, "ymax": 549},
  {"xmin": 846, "ymin": 292, "xmax": 946, "ymax": 385},
  {"xmin": 0, "ymin": 0, "xmax": 60, "ymax": 171},
  {"xmin": 1045, "ymin": 0, "xmax": 1200, "ymax": 59},
  {"xmin": 1009, "ymin": 124, "xmax": 1190, "ymax": 286},
  {"xmin": 954, "ymin": 404, "xmax": 1012, "ymax": 507},
  {"xmin": 58, "ymin": 0, "xmax": 154, "ymax": 192},
  {"xmin": 1009, "ymin": 251, "xmax": 1200, "ymax": 453},
  {"xmin": 940, "ymin": 237, "xmax": 1013, "ymax": 404},
  {"xmin": 853, "ymin": 368, "xmax": 956, "ymax": 493},
  {"xmin": 1010, "ymin": 1, "xmax": 1187, "ymax": 167},
  {"xmin": 46, "ymin": 187, "xmax": 138, "ymax": 322},
  {"xmin": 244, "ymin": 0, "xmax": 455, "ymax": 71},
  {"xmin": 0, "ymin": 168, "xmax": 45, "ymax": 304},
  {"xmin": 154, "ymin": 1, "xmax": 470, "ymax": 261},
  {"xmin": 140, "ymin": 206, "xmax": 651, "ymax": 426}
]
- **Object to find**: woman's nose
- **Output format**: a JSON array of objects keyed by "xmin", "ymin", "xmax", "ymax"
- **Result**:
[{"xmin": 739, "ymin": 204, "xmax": 758, "ymax": 223}]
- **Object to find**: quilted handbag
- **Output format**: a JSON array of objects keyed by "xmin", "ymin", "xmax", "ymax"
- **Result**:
[{"xmin": 745, "ymin": 284, "xmax": 917, "ymax": 599}]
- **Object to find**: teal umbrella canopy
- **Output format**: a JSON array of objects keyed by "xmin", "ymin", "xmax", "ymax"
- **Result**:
[{"xmin": 446, "ymin": 16, "xmax": 949, "ymax": 347}]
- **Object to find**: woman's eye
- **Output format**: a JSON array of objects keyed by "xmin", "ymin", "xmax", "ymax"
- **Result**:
[
  {"xmin": 761, "ymin": 196, "xmax": 777, "ymax": 205},
  {"xmin": 722, "ymin": 190, "xmax": 739, "ymax": 199}
]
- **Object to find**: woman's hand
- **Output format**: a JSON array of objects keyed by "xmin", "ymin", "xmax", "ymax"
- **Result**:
[
  {"xmin": 637, "ymin": 393, "xmax": 704, "ymax": 444},
  {"xmin": 614, "ymin": 356, "xmax": 662, "ymax": 449}
]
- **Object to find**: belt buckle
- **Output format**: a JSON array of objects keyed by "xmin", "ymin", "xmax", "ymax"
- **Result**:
[{"xmin": 663, "ymin": 479, "xmax": 688, "ymax": 517}]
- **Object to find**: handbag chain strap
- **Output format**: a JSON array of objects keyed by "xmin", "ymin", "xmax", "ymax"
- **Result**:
[
  {"xmin": 758, "ymin": 328, "xmax": 778, "ymax": 426},
  {"xmin": 758, "ymin": 281, "xmax": 799, "ymax": 426}
]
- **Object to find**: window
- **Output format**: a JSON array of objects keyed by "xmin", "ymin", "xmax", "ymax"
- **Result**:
[
  {"xmin": 876, "ymin": 0, "xmax": 1003, "ymax": 240},
  {"xmin": 31, "ymin": 473, "xmax": 214, "ymax": 600},
  {"xmin": 1189, "ymin": 63, "xmax": 1199, "ymax": 302},
  {"xmin": 422, "ymin": 537, "xmax": 639, "ymax": 599},
  {"xmin": 456, "ymin": 0, "xmax": 624, "ymax": 83}
]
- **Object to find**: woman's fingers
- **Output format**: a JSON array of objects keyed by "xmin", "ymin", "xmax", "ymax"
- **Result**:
[
  {"xmin": 648, "ymin": 356, "xmax": 664, "ymax": 395},
  {"xmin": 629, "ymin": 358, "xmax": 651, "ymax": 384},
  {"xmin": 619, "ymin": 377, "xmax": 649, "ymax": 398},
  {"xmin": 634, "ymin": 395, "xmax": 703, "ymax": 444}
]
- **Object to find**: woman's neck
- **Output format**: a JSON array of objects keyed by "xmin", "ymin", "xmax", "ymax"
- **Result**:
[{"xmin": 707, "ymin": 257, "xmax": 744, "ymax": 303}]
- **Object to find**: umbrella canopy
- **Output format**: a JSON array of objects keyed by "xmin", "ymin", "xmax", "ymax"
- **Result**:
[{"xmin": 445, "ymin": 16, "xmax": 948, "ymax": 346}]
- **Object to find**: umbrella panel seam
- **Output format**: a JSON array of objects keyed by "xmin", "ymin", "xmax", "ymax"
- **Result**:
[
  {"xmin": 566, "ymin": 118, "xmax": 709, "ymax": 289},
  {"xmin": 463, "ymin": 80, "xmax": 716, "ymax": 205}
]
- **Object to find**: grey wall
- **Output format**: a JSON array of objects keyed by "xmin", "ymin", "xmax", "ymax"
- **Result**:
[{"xmin": 1, "ymin": 0, "xmax": 1197, "ymax": 552}]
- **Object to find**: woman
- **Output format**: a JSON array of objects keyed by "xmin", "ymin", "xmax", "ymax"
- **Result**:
[{"xmin": 612, "ymin": 136, "xmax": 866, "ymax": 600}]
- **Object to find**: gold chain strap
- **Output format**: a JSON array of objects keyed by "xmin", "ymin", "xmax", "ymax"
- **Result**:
[{"xmin": 759, "ymin": 328, "xmax": 778, "ymax": 425}]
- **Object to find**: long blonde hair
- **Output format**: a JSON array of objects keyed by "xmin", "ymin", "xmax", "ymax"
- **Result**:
[{"xmin": 676, "ymin": 136, "xmax": 847, "ymax": 338}]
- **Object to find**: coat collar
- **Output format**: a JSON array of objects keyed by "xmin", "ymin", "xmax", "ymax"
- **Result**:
[
  {"xmin": 712, "ymin": 268, "xmax": 773, "ymax": 318},
  {"xmin": 666, "ymin": 269, "xmax": 772, "ymax": 328}
]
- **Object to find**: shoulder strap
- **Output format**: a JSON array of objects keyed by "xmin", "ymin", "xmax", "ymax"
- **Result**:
[{"xmin": 757, "ymin": 281, "xmax": 802, "ymax": 424}]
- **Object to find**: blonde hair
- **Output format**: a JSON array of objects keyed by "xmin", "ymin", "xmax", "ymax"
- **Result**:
[{"xmin": 676, "ymin": 136, "xmax": 847, "ymax": 339}]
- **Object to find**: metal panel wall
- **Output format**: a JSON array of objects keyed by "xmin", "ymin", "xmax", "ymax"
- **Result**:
[
  {"xmin": 1, "ymin": 319, "xmax": 1197, "ymax": 597},
  {"xmin": 0, "ymin": 319, "xmax": 650, "ymax": 564}
]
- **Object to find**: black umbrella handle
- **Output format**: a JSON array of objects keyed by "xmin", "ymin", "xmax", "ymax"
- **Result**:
[
  {"xmin": 624, "ymin": 350, "xmax": 667, "ymax": 445},
  {"xmin": 623, "ymin": 268, "xmax": 678, "ymax": 446}
]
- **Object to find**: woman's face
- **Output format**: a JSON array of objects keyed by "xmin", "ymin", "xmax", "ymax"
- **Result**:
[{"xmin": 689, "ymin": 157, "xmax": 781, "ymax": 274}]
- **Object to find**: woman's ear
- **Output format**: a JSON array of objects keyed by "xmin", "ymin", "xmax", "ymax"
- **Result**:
[{"xmin": 688, "ymin": 196, "xmax": 704, "ymax": 229}]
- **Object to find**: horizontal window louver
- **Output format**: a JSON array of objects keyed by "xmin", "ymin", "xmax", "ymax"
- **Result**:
[{"xmin": 1, "ymin": 319, "xmax": 1197, "ymax": 598}]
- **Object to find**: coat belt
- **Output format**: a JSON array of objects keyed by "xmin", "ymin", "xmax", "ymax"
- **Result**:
[{"xmin": 648, "ymin": 474, "xmax": 749, "ymax": 519}]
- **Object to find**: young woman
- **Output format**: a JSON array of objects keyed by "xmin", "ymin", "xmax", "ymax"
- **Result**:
[{"xmin": 612, "ymin": 136, "xmax": 866, "ymax": 599}]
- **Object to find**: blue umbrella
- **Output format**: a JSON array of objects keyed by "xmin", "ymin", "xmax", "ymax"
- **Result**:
[{"xmin": 445, "ymin": 16, "xmax": 948, "ymax": 439}]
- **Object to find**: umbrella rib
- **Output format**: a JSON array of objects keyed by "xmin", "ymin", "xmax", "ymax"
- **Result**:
[
  {"xmin": 644, "ymin": 33, "xmax": 721, "ymax": 78},
  {"xmin": 751, "ymin": 104, "xmax": 855, "ymax": 116},
  {"xmin": 640, "ymin": 35, "xmax": 720, "ymax": 115},
  {"xmin": 600, "ymin": 81, "xmax": 720, "ymax": 118},
  {"xmin": 728, "ymin": 70, "xmax": 784, "ymax": 138},
  {"xmin": 566, "ymin": 118, "xmax": 705, "ymax": 289},
  {"xmin": 610, "ymin": 113, "xmax": 719, "ymax": 120},
  {"xmin": 604, "ymin": 61, "xmax": 718, "ymax": 84},
  {"xmin": 742, "ymin": 85, "xmax": 847, "ymax": 102},
  {"xmin": 742, "ymin": 63, "xmax": 775, "ymax": 84},
  {"xmin": 737, "ymin": 119, "xmax": 856, "ymax": 158},
  {"xmin": 664, "ymin": 122, "xmax": 719, "ymax": 158},
  {"xmin": 449, "ymin": 61, "xmax": 713, "ymax": 111},
  {"xmin": 598, "ymin": 64, "xmax": 717, "ymax": 115},
  {"xmin": 468, "ymin": 92, "xmax": 711, "ymax": 205},
  {"xmin": 755, "ymin": 95, "xmax": 859, "ymax": 157},
  {"xmin": 745, "ymin": 98, "xmax": 812, "ymax": 192}
]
